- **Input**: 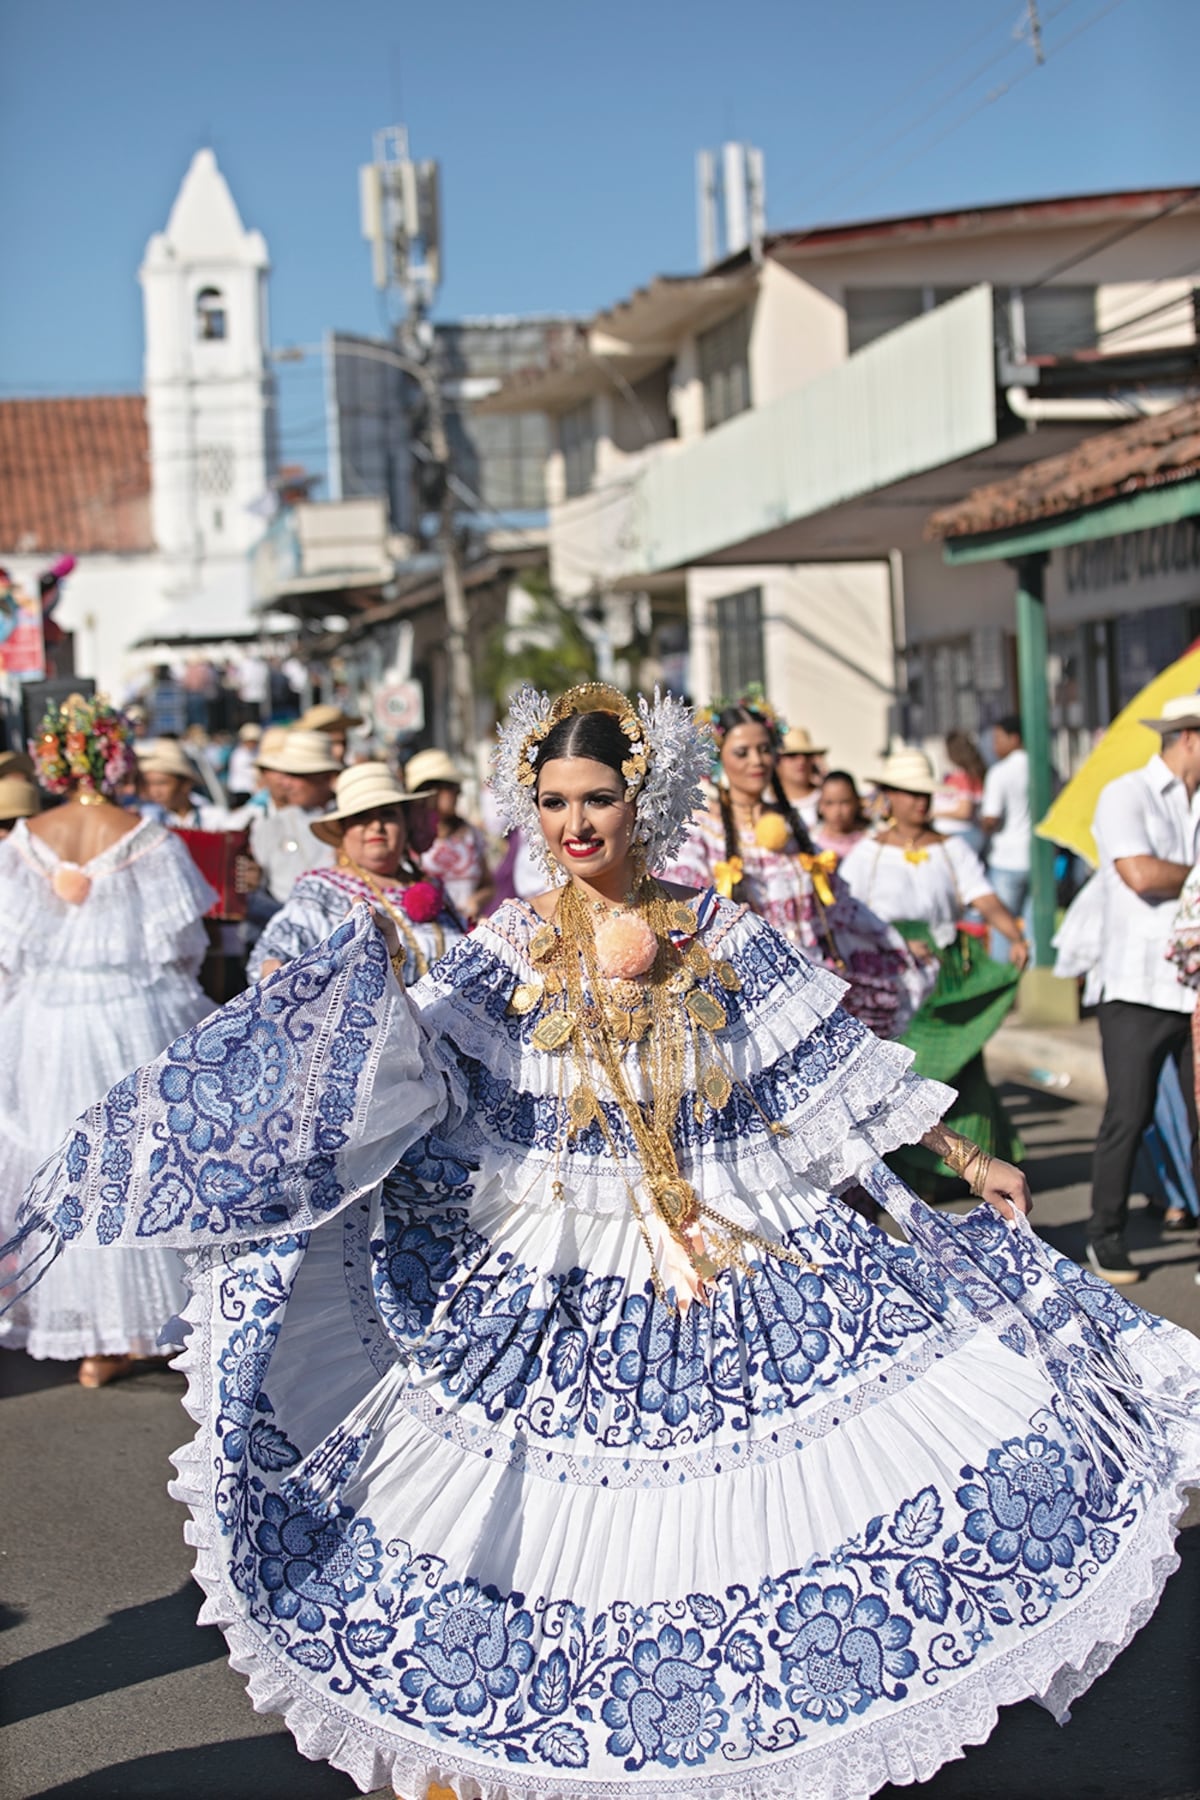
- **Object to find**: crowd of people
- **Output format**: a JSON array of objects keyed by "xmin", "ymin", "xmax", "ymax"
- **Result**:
[{"xmin": 0, "ymin": 676, "xmax": 1198, "ymax": 1799}]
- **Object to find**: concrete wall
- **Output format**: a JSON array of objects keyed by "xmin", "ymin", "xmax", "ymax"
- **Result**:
[{"xmin": 686, "ymin": 561, "xmax": 895, "ymax": 778}]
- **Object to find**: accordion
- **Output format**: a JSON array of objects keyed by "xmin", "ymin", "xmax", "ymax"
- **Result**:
[{"xmin": 175, "ymin": 827, "xmax": 251, "ymax": 921}]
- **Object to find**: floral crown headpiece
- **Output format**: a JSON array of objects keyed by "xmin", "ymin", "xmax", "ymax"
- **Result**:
[
  {"xmin": 694, "ymin": 682, "xmax": 786, "ymax": 747},
  {"xmin": 32, "ymin": 692, "xmax": 137, "ymax": 798},
  {"xmin": 491, "ymin": 681, "xmax": 709, "ymax": 874}
]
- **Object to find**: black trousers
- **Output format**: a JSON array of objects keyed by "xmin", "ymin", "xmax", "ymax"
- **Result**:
[{"xmin": 1090, "ymin": 999, "xmax": 1199, "ymax": 1243}]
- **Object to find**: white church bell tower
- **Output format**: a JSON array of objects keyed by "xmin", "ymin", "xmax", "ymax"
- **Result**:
[{"xmin": 140, "ymin": 149, "xmax": 275, "ymax": 566}]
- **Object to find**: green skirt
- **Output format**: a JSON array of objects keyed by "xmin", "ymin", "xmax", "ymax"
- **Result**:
[{"xmin": 887, "ymin": 923, "xmax": 1023, "ymax": 1185}]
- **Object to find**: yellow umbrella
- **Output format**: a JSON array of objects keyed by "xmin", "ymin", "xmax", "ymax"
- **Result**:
[{"xmin": 1037, "ymin": 640, "xmax": 1200, "ymax": 867}]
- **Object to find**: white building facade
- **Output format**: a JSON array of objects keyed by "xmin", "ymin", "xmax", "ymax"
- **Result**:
[
  {"xmin": 484, "ymin": 188, "xmax": 1200, "ymax": 779},
  {"xmin": 0, "ymin": 149, "xmax": 277, "ymax": 702}
]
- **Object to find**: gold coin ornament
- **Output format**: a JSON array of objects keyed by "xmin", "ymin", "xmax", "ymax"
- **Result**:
[
  {"xmin": 685, "ymin": 989, "xmax": 727, "ymax": 1033},
  {"xmin": 532, "ymin": 1011, "xmax": 574, "ymax": 1052},
  {"xmin": 716, "ymin": 961, "xmax": 741, "ymax": 992},
  {"xmin": 700, "ymin": 1065, "xmax": 733, "ymax": 1111},
  {"xmin": 529, "ymin": 924, "xmax": 558, "ymax": 963},
  {"xmin": 687, "ymin": 942, "xmax": 713, "ymax": 977},
  {"xmin": 667, "ymin": 902, "xmax": 698, "ymax": 935},
  {"xmin": 508, "ymin": 981, "xmax": 543, "ymax": 1016},
  {"xmin": 567, "ymin": 1086, "xmax": 597, "ymax": 1132},
  {"xmin": 649, "ymin": 1176, "xmax": 699, "ymax": 1230}
]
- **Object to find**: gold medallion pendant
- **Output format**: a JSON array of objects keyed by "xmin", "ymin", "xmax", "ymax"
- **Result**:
[
  {"xmin": 529, "ymin": 923, "xmax": 558, "ymax": 963},
  {"xmin": 716, "ymin": 961, "xmax": 741, "ymax": 992},
  {"xmin": 685, "ymin": 988, "xmax": 727, "ymax": 1033},
  {"xmin": 648, "ymin": 1175, "xmax": 700, "ymax": 1230},
  {"xmin": 699, "ymin": 1064, "xmax": 732, "ymax": 1111},
  {"xmin": 508, "ymin": 981, "xmax": 543, "ymax": 1016},
  {"xmin": 567, "ymin": 1085, "xmax": 597, "ymax": 1132},
  {"xmin": 667, "ymin": 901, "xmax": 698, "ymax": 935},
  {"xmin": 532, "ymin": 1011, "xmax": 574, "ymax": 1052}
]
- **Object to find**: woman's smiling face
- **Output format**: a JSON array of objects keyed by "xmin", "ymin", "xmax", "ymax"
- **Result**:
[
  {"xmin": 720, "ymin": 722, "xmax": 774, "ymax": 802},
  {"xmin": 535, "ymin": 756, "xmax": 636, "ymax": 885}
]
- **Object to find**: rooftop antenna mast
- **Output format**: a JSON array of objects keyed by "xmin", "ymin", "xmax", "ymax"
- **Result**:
[
  {"xmin": 696, "ymin": 142, "xmax": 766, "ymax": 269},
  {"xmin": 360, "ymin": 126, "xmax": 476, "ymax": 765}
]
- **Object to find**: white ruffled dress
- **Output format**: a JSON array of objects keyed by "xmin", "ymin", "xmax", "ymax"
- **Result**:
[
  {"xmin": 6, "ymin": 897, "xmax": 1200, "ymax": 1799},
  {"xmin": 0, "ymin": 817, "xmax": 215, "ymax": 1358}
]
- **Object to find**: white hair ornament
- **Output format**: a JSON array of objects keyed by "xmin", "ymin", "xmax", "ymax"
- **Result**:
[{"xmin": 490, "ymin": 682, "xmax": 709, "ymax": 876}]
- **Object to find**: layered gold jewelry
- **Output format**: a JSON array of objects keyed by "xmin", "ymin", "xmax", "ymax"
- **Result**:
[
  {"xmin": 924, "ymin": 1124, "xmax": 992, "ymax": 1196},
  {"xmin": 514, "ymin": 876, "xmax": 820, "ymax": 1305}
]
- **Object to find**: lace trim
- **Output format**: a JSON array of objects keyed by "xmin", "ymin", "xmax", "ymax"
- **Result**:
[{"xmin": 167, "ymin": 1251, "xmax": 1200, "ymax": 1800}]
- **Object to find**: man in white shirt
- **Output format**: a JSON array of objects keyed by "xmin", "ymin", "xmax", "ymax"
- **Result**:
[
  {"xmin": 980, "ymin": 715, "xmax": 1031, "ymax": 961},
  {"xmin": 249, "ymin": 729, "xmax": 339, "ymax": 903},
  {"xmin": 1087, "ymin": 693, "xmax": 1200, "ymax": 1282}
]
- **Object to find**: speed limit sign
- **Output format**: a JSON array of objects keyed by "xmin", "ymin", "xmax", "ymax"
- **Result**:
[{"xmin": 372, "ymin": 678, "xmax": 424, "ymax": 737}]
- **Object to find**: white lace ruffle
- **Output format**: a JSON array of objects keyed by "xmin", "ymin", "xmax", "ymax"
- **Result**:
[
  {"xmin": 414, "ymin": 901, "xmax": 953, "ymax": 1206},
  {"xmin": 167, "ymin": 1238, "xmax": 1200, "ymax": 1800},
  {"xmin": 0, "ymin": 818, "xmax": 215, "ymax": 978}
]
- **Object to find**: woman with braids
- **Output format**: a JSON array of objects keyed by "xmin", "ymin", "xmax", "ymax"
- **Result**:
[
  {"xmin": 664, "ymin": 692, "xmax": 932, "ymax": 1038},
  {"xmin": 248, "ymin": 763, "xmax": 462, "ymax": 984},
  {"xmin": 0, "ymin": 695, "xmax": 214, "ymax": 1385},
  {"xmin": 5, "ymin": 681, "xmax": 1199, "ymax": 1798}
]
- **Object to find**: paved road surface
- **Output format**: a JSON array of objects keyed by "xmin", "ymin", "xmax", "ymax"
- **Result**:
[{"xmin": 2, "ymin": 1081, "xmax": 1197, "ymax": 1800}]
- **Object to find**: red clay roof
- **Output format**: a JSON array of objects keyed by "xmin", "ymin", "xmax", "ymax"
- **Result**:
[
  {"xmin": 0, "ymin": 395, "xmax": 153, "ymax": 555},
  {"xmin": 927, "ymin": 398, "xmax": 1200, "ymax": 541}
]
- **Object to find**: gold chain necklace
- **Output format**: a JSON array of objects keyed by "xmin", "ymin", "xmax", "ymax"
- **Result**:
[
  {"xmin": 515, "ymin": 878, "xmax": 821, "ymax": 1304},
  {"xmin": 340, "ymin": 855, "xmax": 444, "ymax": 979}
]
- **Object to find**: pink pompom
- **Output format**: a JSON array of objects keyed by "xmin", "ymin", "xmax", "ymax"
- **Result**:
[
  {"xmin": 51, "ymin": 865, "xmax": 92, "ymax": 905},
  {"xmin": 594, "ymin": 911, "xmax": 658, "ymax": 980},
  {"xmin": 401, "ymin": 879, "xmax": 442, "ymax": 924}
]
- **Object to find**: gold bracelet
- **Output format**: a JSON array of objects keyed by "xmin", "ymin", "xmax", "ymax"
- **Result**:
[{"xmin": 968, "ymin": 1151, "xmax": 992, "ymax": 1197}]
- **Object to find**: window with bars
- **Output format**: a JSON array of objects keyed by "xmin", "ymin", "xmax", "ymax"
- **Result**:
[
  {"xmin": 712, "ymin": 587, "xmax": 764, "ymax": 696},
  {"xmin": 698, "ymin": 308, "xmax": 752, "ymax": 429},
  {"xmin": 559, "ymin": 400, "xmax": 597, "ymax": 498}
]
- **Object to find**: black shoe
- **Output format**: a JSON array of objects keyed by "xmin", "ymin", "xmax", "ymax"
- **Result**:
[
  {"xmin": 1086, "ymin": 1237, "xmax": 1141, "ymax": 1286},
  {"xmin": 1160, "ymin": 1211, "xmax": 1197, "ymax": 1233}
]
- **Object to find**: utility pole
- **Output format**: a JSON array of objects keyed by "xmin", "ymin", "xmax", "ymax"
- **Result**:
[
  {"xmin": 360, "ymin": 127, "xmax": 475, "ymax": 763},
  {"xmin": 1025, "ymin": 0, "xmax": 1045, "ymax": 64}
]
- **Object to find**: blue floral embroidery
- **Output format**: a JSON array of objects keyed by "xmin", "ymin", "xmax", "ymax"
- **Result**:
[
  {"xmin": 958, "ymin": 1433, "xmax": 1086, "ymax": 1573},
  {"xmin": 255, "ymin": 1493, "xmax": 382, "ymax": 1632},
  {"xmin": 775, "ymin": 1583, "xmax": 916, "ymax": 1722},
  {"xmin": 399, "ymin": 1583, "xmax": 536, "ymax": 1718},
  {"xmin": 602, "ymin": 1625, "xmax": 728, "ymax": 1769}
]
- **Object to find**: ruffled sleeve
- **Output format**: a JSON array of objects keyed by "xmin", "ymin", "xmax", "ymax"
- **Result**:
[
  {"xmin": 3, "ymin": 909, "xmax": 446, "ymax": 1291},
  {"xmin": 247, "ymin": 874, "xmax": 341, "ymax": 980},
  {"xmin": 658, "ymin": 810, "xmax": 720, "ymax": 891}
]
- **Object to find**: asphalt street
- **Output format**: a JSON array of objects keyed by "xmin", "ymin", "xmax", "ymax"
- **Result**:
[{"xmin": 1, "ymin": 1079, "xmax": 1198, "ymax": 1800}]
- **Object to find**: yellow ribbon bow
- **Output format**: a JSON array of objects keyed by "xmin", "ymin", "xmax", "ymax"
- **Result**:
[
  {"xmin": 798, "ymin": 850, "xmax": 839, "ymax": 906},
  {"xmin": 713, "ymin": 856, "xmax": 744, "ymax": 899}
]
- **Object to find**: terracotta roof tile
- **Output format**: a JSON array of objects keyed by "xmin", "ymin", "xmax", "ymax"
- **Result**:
[
  {"xmin": 927, "ymin": 398, "xmax": 1200, "ymax": 541},
  {"xmin": 0, "ymin": 395, "xmax": 152, "ymax": 555}
]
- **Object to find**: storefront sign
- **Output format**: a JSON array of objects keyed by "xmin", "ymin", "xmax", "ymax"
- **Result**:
[
  {"xmin": 372, "ymin": 677, "xmax": 424, "ymax": 737},
  {"xmin": 1065, "ymin": 518, "xmax": 1200, "ymax": 594}
]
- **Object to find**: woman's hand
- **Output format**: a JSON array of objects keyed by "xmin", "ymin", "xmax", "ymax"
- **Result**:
[
  {"xmin": 370, "ymin": 905, "xmax": 402, "ymax": 962},
  {"xmin": 1009, "ymin": 936, "xmax": 1031, "ymax": 972},
  {"xmin": 905, "ymin": 937, "xmax": 936, "ymax": 963},
  {"xmin": 979, "ymin": 1157, "xmax": 1032, "ymax": 1220},
  {"xmin": 259, "ymin": 957, "xmax": 283, "ymax": 979}
]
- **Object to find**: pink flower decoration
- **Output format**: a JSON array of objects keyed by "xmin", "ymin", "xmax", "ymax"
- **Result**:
[
  {"xmin": 594, "ymin": 911, "xmax": 658, "ymax": 980},
  {"xmin": 400, "ymin": 880, "xmax": 442, "ymax": 924},
  {"xmin": 51, "ymin": 865, "xmax": 92, "ymax": 905}
]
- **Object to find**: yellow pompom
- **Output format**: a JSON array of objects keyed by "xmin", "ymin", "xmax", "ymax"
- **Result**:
[{"xmin": 754, "ymin": 811, "xmax": 790, "ymax": 852}]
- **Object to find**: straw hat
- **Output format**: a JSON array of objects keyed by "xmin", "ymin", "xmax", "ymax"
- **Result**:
[
  {"xmin": 0, "ymin": 749, "xmax": 36, "ymax": 780},
  {"xmin": 135, "ymin": 739, "xmax": 197, "ymax": 782},
  {"xmin": 254, "ymin": 725, "xmax": 292, "ymax": 766},
  {"xmin": 237, "ymin": 721, "xmax": 263, "ymax": 743},
  {"xmin": 310, "ymin": 762, "xmax": 416, "ymax": 845},
  {"xmin": 779, "ymin": 726, "xmax": 828, "ymax": 756},
  {"xmin": 0, "ymin": 770, "xmax": 39, "ymax": 820},
  {"xmin": 404, "ymin": 748, "xmax": 464, "ymax": 794},
  {"xmin": 1139, "ymin": 691, "xmax": 1200, "ymax": 733},
  {"xmin": 300, "ymin": 702, "xmax": 363, "ymax": 734},
  {"xmin": 254, "ymin": 729, "xmax": 342, "ymax": 776},
  {"xmin": 873, "ymin": 746, "xmax": 939, "ymax": 795}
]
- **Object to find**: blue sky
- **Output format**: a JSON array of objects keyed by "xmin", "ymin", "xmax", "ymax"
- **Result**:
[{"xmin": 1, "ymin": 0, "xmax": 1194, "ymax": 471}]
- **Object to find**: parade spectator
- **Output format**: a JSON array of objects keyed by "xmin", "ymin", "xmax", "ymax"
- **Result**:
[
  {"xmin": 248, "ymin": 728, "xmax": 339, "ymax": 902},
  {"xmin": 0, "ymin": 751, "xmax": 39, "ymax": 839},
  {"xmin": 1086, "ymin": 692, "xmax": 1200, "ymax": 1283},
  {"xmin": 146, "ymin": 663, "xmax": 187, "ymax": 737},
  {"xmin": 405, "ymin": 748, "xmax": 494, "ymax": 925},
  {"xmin": 297, "ymin": 702, "xmax": 362, "ymax": 766},
  {"xmin": 227, "ymin": 723, "xmax": 262, "ymax": 805},
  {"xmin": 933, "ymin": 729, "xmax": 986, "ymax": 850},
  {"xmin": 980, "ymin": 714, "xmax": 1031, "ymax": 958},
  {"xmin": 249, "ymin": 762, "xmax": 461, "ymax": 982},
  {"xmin": 136, "ymin": 740, "xmax": 231, "ymax": 830},
  {"xmin": 814, "ymin": 769, "xmax": 870, "ymax": 859},
  {"xmin": 773, "ymin": 724, "xmax": 826, "ymax": 832}
]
